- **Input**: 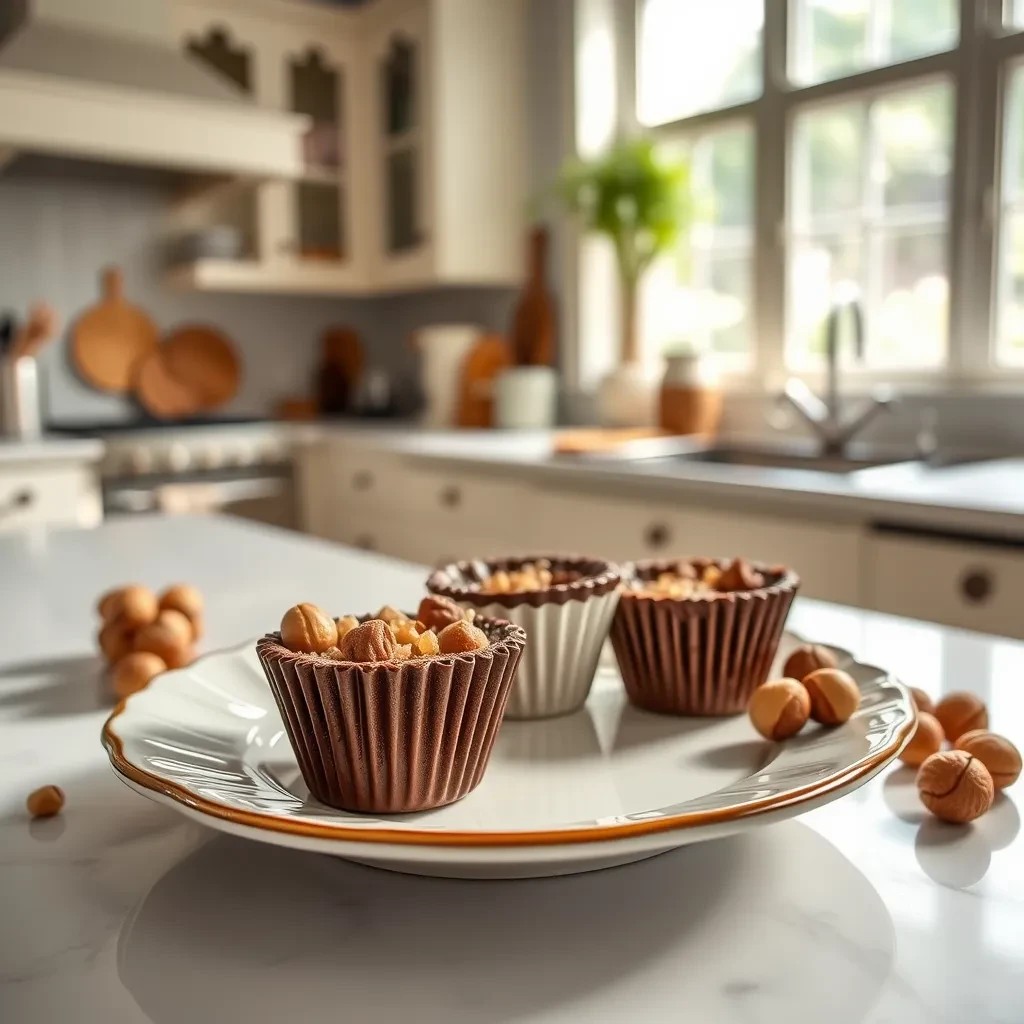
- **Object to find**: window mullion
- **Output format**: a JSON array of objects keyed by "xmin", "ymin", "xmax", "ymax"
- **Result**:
[
  {"xmin": 754, "ymin": 0, "xmax": 788, "ymax": 385},
  {"xmin": 950, "ymin": 0, "xmax": 999, "ymax": 378}
]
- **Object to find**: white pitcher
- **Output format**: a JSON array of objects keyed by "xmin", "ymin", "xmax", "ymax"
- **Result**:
[{"xmin": 414, "ymin": 324, "xmax": 481, "ymax": 427}]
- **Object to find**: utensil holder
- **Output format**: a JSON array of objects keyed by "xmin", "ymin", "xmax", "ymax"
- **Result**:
[{"xmin": 0, "ymin": 355, "xmax": 42, "ymax": 439}]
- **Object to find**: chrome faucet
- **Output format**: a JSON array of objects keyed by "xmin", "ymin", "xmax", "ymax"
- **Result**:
[{"xmin": 779, "ymin": 296, "xmax": 896, "ymax": 457}]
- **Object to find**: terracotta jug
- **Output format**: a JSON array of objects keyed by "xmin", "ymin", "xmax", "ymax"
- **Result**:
[{"xmin": 658, "ymin": 351, "xmax": 722, "ymax": 436}]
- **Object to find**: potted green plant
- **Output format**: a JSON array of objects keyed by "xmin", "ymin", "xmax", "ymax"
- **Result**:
[{"xmin": 555, "ymin": 138, "xmax": 693, "ymax": 424}]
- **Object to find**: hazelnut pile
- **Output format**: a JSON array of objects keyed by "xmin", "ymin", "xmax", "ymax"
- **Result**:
[
  {"xmin": 96, "ymin": 583, "xmax": 204, "ymax": 699},
  {"xmin": 748, "ymin": 643, "xmax": 859, "ymax": 740},
  {"xmin": 899, "ymin": 689, "xmax": 1020, "ymax": 824},
  {"xmin": 632, "ymin": 557, "xmax": 766, "ymax": 599},
  {"xmin": 277, "ymin": 595, "xmax": 489, "ymax": 663},
  {"xmin": 478, "ymin": 560, "xmax": 580, "ymax": 595}
]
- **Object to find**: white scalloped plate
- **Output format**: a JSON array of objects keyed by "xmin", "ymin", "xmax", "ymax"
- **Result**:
[{"xmin": 102, "ymin": 633, "xmax": 914, "ymax": 878}]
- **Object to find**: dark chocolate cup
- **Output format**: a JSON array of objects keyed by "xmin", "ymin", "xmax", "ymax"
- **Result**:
[
  {"xmin": 610, "ymin": 559, "xmax": 799, "ymax": 716},
  {"xmin": 256, "ymin": 616, "xmax": 526, "ymax": 813}
]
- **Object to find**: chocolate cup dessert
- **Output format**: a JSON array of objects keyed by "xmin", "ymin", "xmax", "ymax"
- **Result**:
[
  {"xmin": 426, "ymin": 556, "xmax": 621, "ymax": 720},
  {"xmin": 256, "ymin": 615, "xmax": 526, "ymax": 814},
  {"xmin": 611, "ymin": 559, "xmax": 800, "ymax": 716}
]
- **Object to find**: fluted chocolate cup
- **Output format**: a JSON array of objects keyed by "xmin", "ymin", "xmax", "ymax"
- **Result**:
[
  {"xmin": 427, "ymin": 556, "xmax": 620, "ymax": 720},
  {"xmin": 256, "ymin": 615, "xmax": 526, "ymax": 813},
  {"xmin": 611, "ymin": 559, "xmax": 799, "ymax": 716}
]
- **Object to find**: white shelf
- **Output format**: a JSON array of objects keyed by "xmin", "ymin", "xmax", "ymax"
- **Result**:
[
  {"xmin": 297, "ymin": 165, "xmax": 344, "ymax": 186},
  {"xmin": 165, "ymin": 258, "xmax": 366, "ymax": 295}
]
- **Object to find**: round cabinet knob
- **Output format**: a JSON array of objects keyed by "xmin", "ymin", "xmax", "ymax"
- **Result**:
[
  {"xmin": 0, "ymin": 489, "xmax": 33, "ymax": 517},
  {"xmin": 440, "ymin": 485, "xmax": 462, "ymax": 509},
  {"xmin": 196, "ymin": 445, "xmax": 223, "ymax": 471},
  {"xmin": 167, "ymin": 443, "xmax": 191, "ymax": 473},
  {"xmin": 236, "ymin": 445, "xmax": 257, "ymax": 467},
  {"xmin": 960, "ymin": 567, "xmax": 994, "ymax": 605},
  {"xmin": 644, "ymin": 522, "xmax": 672, "ymax": 551},
  {"xmin": 352, "ymin": 470, "xmax": 374, "ymax": 492},
  {"xmin": 129, "ymin": 447, "xmax": 154, "ymax": 475}
]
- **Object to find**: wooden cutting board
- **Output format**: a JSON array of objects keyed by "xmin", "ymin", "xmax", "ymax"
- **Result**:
[
  {"xmin": 553, "ymin": 427, "xmax": 669, "ymax": 455},
  {"xmin": 456, "ymin": 334, "xmax": 511, "ymax": 428},
  {"xmin": 134, "ymin": 349, "xmax": 204, "ymax": 421},
  {"xmin": 72, "ymin": 267, "xmax": 159, "ymax": 393},
  {"xmin": 161, "ymin": 325, "xmax": 241, "ymax": 410}
]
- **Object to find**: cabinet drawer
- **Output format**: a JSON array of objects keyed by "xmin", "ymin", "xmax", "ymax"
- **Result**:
[
  {"xmin": 527, "ymin": 492, "xmax": 689, "ymax": 562},
  {"xmin": 0, "ymin": 466, "xmax": 99, "ymax": 531},
  {"xmin": 330, "ymin": 448, "xmax": 407, "ymax": 511},
  {"xmin": 866, "ymin": 533, "xmax": 1024, "ymax": 639},
  {"xmin": 676, "ymin": 508, "xmax": 863, "ymax": 605}
]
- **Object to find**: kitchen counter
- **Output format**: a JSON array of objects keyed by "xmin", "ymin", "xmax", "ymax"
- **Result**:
[
  {"xmin": 0, "ymin": 435, "xmax": 104, "ymax": 466},
  {"xmin": 1, "ymin": 514, "xmax": 1021, "ymax": 1023},
  {"xmin": 313, "ymin": 425, "xmax": 1024, "ymax": 538}
]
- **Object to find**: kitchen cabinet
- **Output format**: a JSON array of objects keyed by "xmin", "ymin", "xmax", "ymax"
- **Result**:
[
  {"xmin": 169, "ymin": 0, "xmax": 364, "ymax": 292},
  {"xmin": 166, "ymin": 0, "xmax": 526, "ymax": 295},
  {"xmin": 865, "ymin": 530, "xmax": 1024, "ymax": 640},
  {"xmin": 0, "ymin": 463, "xmax": 102, "ymax": 532},
  {"xmin": 295, "ymin": 437, "xmax": 862, "ymax": 604}
]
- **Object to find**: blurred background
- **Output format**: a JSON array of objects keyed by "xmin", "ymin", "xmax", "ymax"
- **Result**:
[{"xmin": 0, "ymin": 0, "xmax": 1021, "ymax": 643}]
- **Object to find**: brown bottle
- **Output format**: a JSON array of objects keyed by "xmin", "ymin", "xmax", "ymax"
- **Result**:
[{"xmin": 509, "ymin": 226, "xmax": 556, "ymax": 367}]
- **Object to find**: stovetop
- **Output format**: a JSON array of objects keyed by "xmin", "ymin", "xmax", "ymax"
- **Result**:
[{"xmin": 48, "ymin": 416, "xmax": 272, "ymax": 437}]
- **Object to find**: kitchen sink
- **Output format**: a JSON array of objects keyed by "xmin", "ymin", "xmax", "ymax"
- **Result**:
[{"xmin": 660, "ymin": 446, "xmax": 908, "ymax": 475}]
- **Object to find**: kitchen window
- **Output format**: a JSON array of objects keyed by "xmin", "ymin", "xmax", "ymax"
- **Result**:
[{"xmin": 571, "ymin": 0, "xmax": 1024, "ymax": 388}]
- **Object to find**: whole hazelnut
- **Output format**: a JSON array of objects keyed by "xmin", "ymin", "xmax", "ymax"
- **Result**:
[
  {"xmin": 134, "ymin": 621, "xmax": 192, "ymax": 669},
  {"xmin": 437, "ymin": 620, "xmax": 489, "ymax": 655},
  {"xmin": 373, "ymin": 605, "xmax": 404, "ymax": 623},
  {"xmin": 417, "ymin": 595, "xmax": 465, "ymax": 632},
  {"xmin": 156, "ymin": 608, "xmax": 193, "ymax": 645},
  {"xmin": 782, "ymin": 643, "xmax": 838, "ymax": 682},
  {"xmin": 337, "ymin": 619, "xmax": 397, "ymax": 662},
  {"xmin": 935, "ymin": 692, "xmax": 988, "ymax": 743},
  {"xmin": 955, "ymin": 731, "xmax": 1022, "ymax": 790},
  {"xmin": 159, "ymin": 584, "xmax": 204, "ymax": 621},
  {"xmin": 111, "ymin": 586, "xmax": 159, "ymax": 628},
  {"xmin": 280, "ymin": 603, "xmax": 338, "ymax": 654},
  {"xmin": 909, "ymin": 687, "xmax": 936, "ymax": 716},
  {"xmin": 916, "ymin": 750, "xmax": 994, "ymax": 823},
  {"xmin": 98, "ymin": 618, "xmax": 135, "ymax": 665},
  {"xmin": 716, "ymin": 557, "xmax": 765, "ymax": 593},
  {"xmin": 748, "ymin": 678, "xmax": 811, "ymax": 741},
  {"xmin": 335, "ymin": 615, "xmax": 360, "ymax": 641},
  {"xmin": 898, "ymin": 711, "xmax": 945, "ymax": 767},
  {"xmin": 26, "ymin": 785, "xmax": 65, "ymax": 819},
  {"xmin": 97, "ymin": 587, "xmax": 127, "ymax": 621},
  {"xmin": 803, "ymin": 668, "xmax": 860, "ymax": 726},
  {"xmin": 112, "ymin": 651, "xmax": 168, "ymax": 700}
]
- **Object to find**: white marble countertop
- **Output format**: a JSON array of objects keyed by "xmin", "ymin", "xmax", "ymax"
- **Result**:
[
  {"xmin": 0, "ymin": 436, "xmax": 104, "ymax": 466},
  {"xmin": 307, "ymin": 424, "xmax": 1024, "ymax": 537},
  {"xmin": 2, "ymin": 515, "xmax": 1021, "ymax": 1023}
]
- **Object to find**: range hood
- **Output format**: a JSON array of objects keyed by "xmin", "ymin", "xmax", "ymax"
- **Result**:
[{"xmin": 0, "ymin": 0, "xmax": 307, "ymax": 179}]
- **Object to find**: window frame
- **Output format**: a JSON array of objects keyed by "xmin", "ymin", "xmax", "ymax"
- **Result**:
[{"xmin": 567, "ymin": 0, "xmax": 1024, "ymax": 393}]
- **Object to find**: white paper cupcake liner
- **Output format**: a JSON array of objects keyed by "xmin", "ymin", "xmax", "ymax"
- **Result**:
[{"xmin": 467, "ymin": 590, "xmax": 619, "ymax": 719}]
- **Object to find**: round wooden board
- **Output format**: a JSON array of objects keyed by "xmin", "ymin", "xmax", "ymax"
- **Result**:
[
  {"xmin": 134, "ymin": 350, "xmax": 204, "ymax": 421},
  {"xmin": 161, "ymin": 325, "xmax": 240, "ymax": 411},
  {"xmin": 71, "ymin": 268, "xmax": 159, "ymax": 393}
]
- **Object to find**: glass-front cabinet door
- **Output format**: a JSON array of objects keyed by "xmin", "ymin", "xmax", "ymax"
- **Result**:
[
  {"xmin": 288, "ymin": 47, "xmax": 347, "ymax": 264},
  {"xmin": 176, "ymin": 23, "xmax": 261, "ymax": 264},
  {"xmin": 369, "ymin": 1, "xmax": 432, "ymax": 285}
]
